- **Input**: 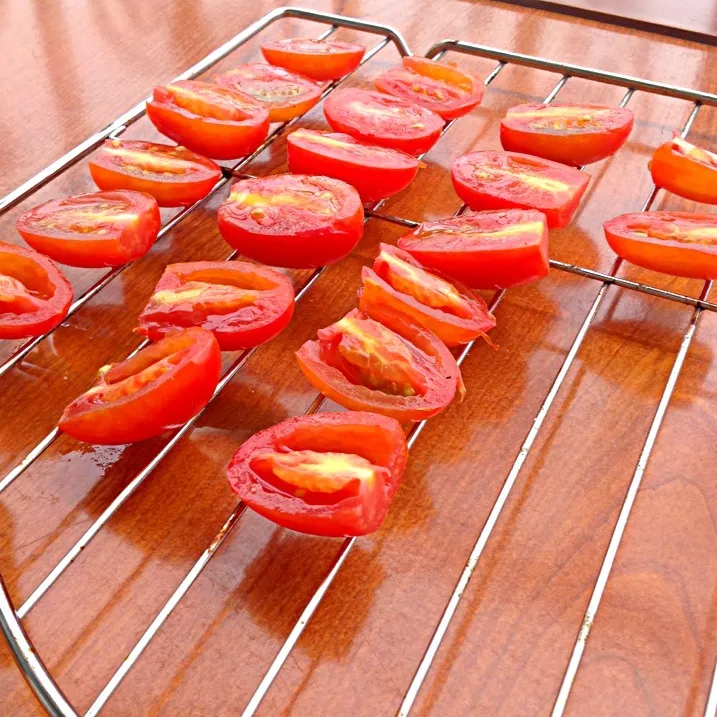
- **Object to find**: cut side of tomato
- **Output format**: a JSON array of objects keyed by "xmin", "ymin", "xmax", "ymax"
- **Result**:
[
  {"xmin": 649, "ymin": 136, "xmax": 717, "ymax": 205},
  {"xmin": 500, "ymin": 103, "xmax": 634, "ymax": 166},
  {"xmin": 286, "ymin": 128, "xmax": 419, "ymax": 202},
  {"xmin": 59, "ymin": 327, "xmax": 221, "ymax": 444},
  {"xmin": 227, "ymin": 411, "xmax": 407, "ymax": 537},
  {"xmin": 604, "ymin": 211, "xmax": 717, "ymax": 280},
  {"xmin": 324, "ymin": 88, "xmax": 444, "ymax": 157},
  {"xmin": 217, "ymin": 174, "xmax": 364, "ymax": 268},
  {"xmin": 374, "ymin": 56, "xmax": 484, "ymax": 120},
  {"xmin": 16, "ymin": 190, "xmax": 161, "ymax": 268},
  {"xmin": 138, "ymin": 260, "xmax": 295, "ymax": 350},
  {"xmin": 451, "ymin": 150, "xmax": 590, "ymax": 229},
  {"xmin": 260, "ymin": 38, "xmax": 365, "ymax": 81},
  {"xmin": 146, "ymin": 80, "xmax": 270, "ymax": 159}
]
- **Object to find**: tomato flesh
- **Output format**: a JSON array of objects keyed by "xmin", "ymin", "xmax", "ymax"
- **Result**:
[
  {"xmin": 260, "ymin": 39, "xmax": 365, "ymax": 81},
  {"xmin": 649, "ymin": 136, "xmax": 717, "ymax": 205}
]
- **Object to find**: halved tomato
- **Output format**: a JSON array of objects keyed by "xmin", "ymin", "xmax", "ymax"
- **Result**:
[
  {"xmin": 59, "ymin": 327, "xmax": 221, "ymax": 445},
  {"xmin": 650, "ymin": 136, "xmax": 717, "ymax": 205},
  {"xmin": 217, "ymin": 174, "xmax": 364, "ymax": 268},
  {"xmin": 296, "ymin": 307, "xmax": 463, "ymax": 423},
  {"xmin": 214, "ymin": 64, "xmax": 322, "ymax": 123},
  {"xmin": 451, "ymin": 150, "xmax": 590, "ymax": 229},
  {"xmin": 138, "ymin": 260, "xmax": 295, "ymax": 350},
  {"xmin": 227, "ymin": 411, "xmax": 407, "ymax": 537},
  {"xmin": 16, "ymin": 190, "xmax": 161, "ymax": 268},
  {"xmin": 604, "ymin": 211, "xmax": 717, "ymax": 279},
  {"xmin": 397, "ymin": 210, "xmax": 549, "ymax": 289},
  {"xmin": 286, "ymin": 128, "xmax": 419, "ymax": 202},
  {"xmin": 260, "ymin": 38, "xmax": 365, "ymax": 81},
  {"xmin": 500, "ymin": 103, "xmax": 634, "ymax": 166},
  {"xmin": 0, "ymin": 242, "xmax": 73, "ymax": 340},
  {"xmin": 374, "ymin": 56, "xmax": 484, "ymax": 120},
  {"xmin": 146, "ymin": 80, "xmax": 270, "ymax": 159},
  {"xmin": 324, "ymin": 88, "xmax": 444, "ymax": 157},
  {"xmin": 88, "ymin": 140, "xmax": 222, "ymax": 207}
]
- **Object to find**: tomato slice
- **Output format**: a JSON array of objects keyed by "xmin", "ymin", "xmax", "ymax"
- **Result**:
[
  {"xmin": 296, "ymin": 307, "xmax": 463, "ymax": 422},
  {"xmin": 88, "ymin": 140, "xmax": 222, "ymax": 207},
  {"xmin": 286, "ymin": 128, "xmax": 419, "ymax": 202},
  {"xmin": 500, "ymin": 103, "xmax": 634, "ymax": 166},
  {"xmin": 260, "ymin": 38, "xmax": 365, "ymax": 81},
  {"xmin": 604, "ymin": 211, "xmax": 717, "ymax": 280},
  {"xmin": 324, "ymin": 88, "xmax": 444, "ymax": 157},
  {"xmin": 397, "ymin": 209, "xmax": 549, "ymax": 289},
  {"xmin": 374, "ymin": 56, "xmax": 484, "ymax": 120},
  {"xmin": 451, "ymin": 150, "xmax": 590, "ymax": 229},
  {"xmin": 227, "ymin": 411, "xmax": 407, "ymax": 537},
  {"xmin": 16, "ymin": 190, "xmax": 161, "ymax": 268},
  {"xmin": 649, "ymin": 136, "xmax": 717, "ymax": 205},
  {"xmin": 217, "ymin": 174, "xmax": 364, "ymax": 268},
  {"xmin": 0, "ymin": 242, "xmax": 73, "ymax": 340},
  {"xmin": 138, "ymin": 260, "xmax": 295, "ymax": 350},
  {"xmin": 146, "ymin": 80, "xmax": 270, "ymax": 160},
  {"xmin": 59, "ymin": 327, "xmax": 221, "ymax": 445}
]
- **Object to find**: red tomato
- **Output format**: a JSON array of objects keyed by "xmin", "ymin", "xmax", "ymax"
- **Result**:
[
  {"xmin": 374, "ymin": 56, "xmax": 484, "ymax": 120},
  {"xmin": 296, "ymin": 307, "xmax": 463, "ymax": 423},
  {"xmin": 88, "ymin": 140, "xmax": 222, "ymax": 207},
  {"xmin": 227, "ymin": 411, "xmax": 407, "ymax": 537},
  {"xmin": 138, "ymin": 260, "xmax": 295, "ymax": 350},
  {"xmin": 649, "ymin": 136, "xmax": 717, "ymax": 204},
  {"xmin": 16, "ymin": 190, "xmax": 161, "ymax": 268},
  {"xmin": 604, "ymin": 211, "xmax": 717, "ymax": 280},
  {"xmin": 451, "ymin": 150, "xmax": 590, "ymax": 229},
  {"xmin": 260, "ymin": 38, "xmax": 365, "ymax": 81},
  {"xmin": 59, "ymin": 327, "xmax": 221, "ymax": 445},
  {"xmin": 324, "ymin": 88, "xmax": 444, "ymax": 157},
  {"xmin": 214, "ymin": 64, "xmax": 322, "ymax": 123},
  {"xmin": 286, "ymin": 128, "xmax": 419, "ymax": 202},
  {"xmin": 217, "ymin": 174, "xmax": 364, "ymax": 268},
  {"xmin": 0, "ymin": 242, "xmax": 73, "ymax": 340},
  {"xmin": 146, "ymin": 80, "xmax": 269, "ymax": 160},
  {"xmin": 500, "ymin": 103, "xmax": 634, "ymax": 166}
]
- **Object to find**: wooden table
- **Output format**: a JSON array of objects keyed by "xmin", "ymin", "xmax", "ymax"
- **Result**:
[{"xmin": 2, "ymin": 1, "xmax": 717, "ymax": 715}]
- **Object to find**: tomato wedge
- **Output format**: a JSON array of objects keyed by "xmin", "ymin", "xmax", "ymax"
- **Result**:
[
  {"xmin": 397, "ymin": 210, "xmax": 549, "ymax": 289},
  {"xmin": 88, "ymin": 139, "xmax": 222, "ymax": 207},
  {"xmin": 500, "ymin": 103, "xmax": 634, "ymax": 166},
  {"xmin": 16, "ymin": 190, "xmax": 161, "ymax": 268},
  {"xmin": 604, "ymin": 211, "xmax": 717, "ymax": 280},
  {"xmin": 0, "ymin": 242, "xmax": 73, "ymax": 340},
  {"xmin": 227, "ymin": 411, "xmax": 407, "ymax": 537},
  {"xmin": 296, "ymin": 307, "xmax": 463, "ymax": 422},
  {"xmin": 214, "ymin": 64, "xmax": 322, "ymax": 123},
  {"xmin": 286, "ymin": 128, "xmax": 419, "ymax": 202},
  {"xmin": 146, "ymin": 80, "xmax": 269, "ymax": 159},
  {"xmin": 260, "ymin": 38, "xmax": 365, "ymax": 81},
  {"xmin": 59, "ymin": 327, "xmax": 221, "ymax": 445},
  {"xmin": 217, "ymin": 174, "xmax": 364, "ymax": 268},
  {"xmin": 649, "ymin": 136, "xmax": 717, "ymax": 205},
  {"xmin": 138, "ymin": 260, "xmax": 295, "ymax": 350},
  {"xmin": 374, "ymin": 56, "xmax": 484, "ymax": 120},
  {"xmin": 451, "ymin": 150, "xmax": 590, "ymax": 229},
  {"xmin": 324, "ymin": 88, "xmax": 444, "ymax": 157}
]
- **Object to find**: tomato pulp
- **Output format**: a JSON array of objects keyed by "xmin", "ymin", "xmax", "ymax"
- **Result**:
[
  {"xmin": 650, "ymin": 136, "xmax": 717, "ymax": 205},
  {"xmin": 260, "ymin": 38, "xmax": 365, "ymax": 81}
]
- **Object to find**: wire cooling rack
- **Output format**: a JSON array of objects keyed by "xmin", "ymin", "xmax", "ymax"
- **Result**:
[{"xmin": 1, "ymin": 6, "xmax": 717, "ymax": 716}]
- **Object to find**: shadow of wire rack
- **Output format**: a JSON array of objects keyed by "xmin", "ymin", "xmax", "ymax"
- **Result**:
[{"xmin": 1, "ymin": 6, "xmax": 717, "ymax": 717}]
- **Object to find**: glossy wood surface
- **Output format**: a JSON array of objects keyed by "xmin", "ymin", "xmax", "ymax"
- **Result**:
[{"xmin": 2, "ymin": 1, "xmax": 717, "ymax": 715}]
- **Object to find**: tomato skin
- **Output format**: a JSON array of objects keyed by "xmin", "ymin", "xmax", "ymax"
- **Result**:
[
  {"xmin": 217, "ymin": 174, "xmax": 364, "ymax": 268},
  {"xmin": 260, "ymin": 39, "xmax": 365, "ymax": 81},
  {"xmin": 500, "ymin": 103, "xmax": 634, "ymax": 166},
  {"xmin": 286, "ymin": 129, "xmax": 419, "ymax": 202},
  {"xmin": 137, "ymin": 260, "xmax": 295, "ymax": 350},
  {"xmin": 59, "ymin": 327, "xmax": 221, "ymax": 445},
  {"xmin": 16, "ymin": 190, "xmax": 161, "ymax": 268},
  {"xmin": 451, "ymin": 150, "xmax": 590, "ymax": 229},
  {"xmin": 649, "ymin": 137, "xmax": 717, "ymax": 204},
  {"xmin": 324, "ymin": 88, "xmax": 444, "ymax": 157}
]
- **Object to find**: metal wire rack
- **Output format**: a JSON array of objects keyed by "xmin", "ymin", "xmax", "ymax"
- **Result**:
[{"xmin": 1, "ymin": 6, "xmax": 716, "ymax": 716}]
